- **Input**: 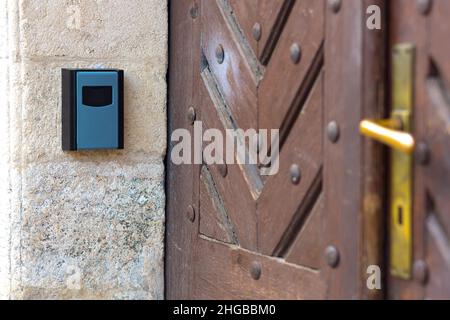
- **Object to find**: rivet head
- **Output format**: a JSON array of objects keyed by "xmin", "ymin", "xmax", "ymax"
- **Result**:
[
  {"xmin": 252, "ymin": 23, "xmax": 262, "ymax": 41},
  {"xmin": 250, "ymin": 261, "xmax": 262, "ymax": 280},
  {"xmin": 325, "ymin": 245, "xmax": 340, "ymax": 268},
  {"xmin": 217, "ymin": 163, "xmax": 228, "ymax": 178},
  {"xmin": 328, "ymin": 0, "xmax": 341, "ymax": 13},
  {"xmin": 417, "ymin": 0, "xmax": 432, "ymax": 15},
  {"xmin": 290, "ymin": 164, "xmax": 301, "ymax": 185},
  {"xmin": 190, "ymin": 3, "xmax": 199, "ymax": 19},
  {"xmin": 413, "ymin": 260, "xmax": 429, "ymax": 285},
  {"xmin": 290, "ymin": 43, "xmax": 302, "ymax": 64},
  {"xmin": 186, "ymin": 205, "xmax": 196, "ymax": 223},
  {"xmin": 215, "ymin": 44, "xmax": 225, "ymax": 64},
  {"xmin": 187, "ymin": 106, "xmax": 196, "ymax": 125},
  {"xmin": 327, "ymin": 121, "xmax": 340, "ymax": 143},
  {"xmin": 416, "ymin": 142, "xmax": 430, "ymax": 166}
]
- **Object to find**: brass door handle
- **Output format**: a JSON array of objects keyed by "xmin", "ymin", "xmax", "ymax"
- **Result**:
[{"xmin": 359, "ymin": 119, "xmax": 415, "ymax": 154}]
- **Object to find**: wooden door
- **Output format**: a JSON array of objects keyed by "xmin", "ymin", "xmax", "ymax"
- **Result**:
[
  {"xmin": 388, "ymin": 0, "xmax": 450, "ymax": 300},
  {"xmin": 167, "ymin": 0, "xmax": 386, "ymax": 300}
]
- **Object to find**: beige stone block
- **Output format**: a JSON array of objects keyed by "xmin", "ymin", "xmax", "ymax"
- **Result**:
[
  {"xmin": 18, "ymin": 59, "xmax": 166, "ymax": 165},
  {"xmin": 19, "ymin": 0, "xmax": 167, "ymax": 60},
  {"xmin": 0, "ymin": 59, "xmax": 11, "ymax": 299},
  {"xmin": 11, "ymin": 160, "xmax": 165, "ymax": 300},
  {"xmin": 0, "ymin": 1, "xmax": 7, "ymax": 59}
]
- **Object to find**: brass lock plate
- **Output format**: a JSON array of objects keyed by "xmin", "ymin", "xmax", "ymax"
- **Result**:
[{"xmin": 389, "ymin": 44, "xmax": 414, "ymax": 279}]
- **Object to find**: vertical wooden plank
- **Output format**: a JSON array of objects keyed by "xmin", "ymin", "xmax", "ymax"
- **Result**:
[
  {"xmin": 166, "ymin": 0, "xmax": 200, "ymax": 299},
  {"xmin": 323, "ymin": 0, "xmax": 364, "ymax": 299},
  {"xmin": 324, "ymin": 0, "xmax": 388, "ymax": 300},
  {"xmin": 360, "ymin": 0, "xmax": 387, "ymax": 300}
]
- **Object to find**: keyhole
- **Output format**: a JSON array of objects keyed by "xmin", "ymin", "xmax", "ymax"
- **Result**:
[{"xmin": 398, "ymin": 206, "xmax": 404, "ymax": 225}]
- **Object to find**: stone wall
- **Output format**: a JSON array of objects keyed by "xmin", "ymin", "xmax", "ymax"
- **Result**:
[{"xmin": 0, "ymin": 0, "xmax": 167, "ymax": 299}]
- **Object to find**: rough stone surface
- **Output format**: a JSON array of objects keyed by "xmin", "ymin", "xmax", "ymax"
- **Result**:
[
  {"xmin": 0, "ymin": 0, "xmax": 167, "ymax": 300},
  {"xmin": 0, "ymin": 0, "xmax": 11, "ymax": 300},
  {"xmin": 20, "ymin": 0, "xmax": 167, "ymax": 60},
  {"xmin": 14, "ymin": 161, "xmax": 165, "ymax": 300},
  {"xmin": 0, "ymin": 1, "xmax": 7, "ymax": 58}
]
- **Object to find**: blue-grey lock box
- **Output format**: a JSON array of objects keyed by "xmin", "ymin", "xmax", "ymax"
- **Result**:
[{"xmin": 62, "ymin": 69, "xmax": 124, "ymax": 151}]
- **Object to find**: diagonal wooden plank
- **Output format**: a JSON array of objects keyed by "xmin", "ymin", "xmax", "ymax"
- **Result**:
[
  {"xmin": 258, "ymin": 73, "xmax": 323, "ymax": 255},
  {"xmin": 259, "ymin": 0, "xmax": 324, "ymax": 134},
  {"xmin": 424, "ymin": 76, "xmax": 450, "ymax": 235},
  {"xmin": 258, "ymin": 0, "xmax": 295, "ymax": 64},
  {"xmin": 227, "ymin": 0, "xmax": 295, "ymax": 66},
  {"xmin": 427, "ymin": 214, "xmax": 450, "ymax": 268},
  {"xmin": 202, "ymin": 0, "xmax": 259, "ymax": 132},
  {"xmin": 228, "ymin": 0, "xmax": 258, "ymax": 54},
  {"xmin": 200, "ymin": 166, "xmax": 239, "ymax": 245},
  {"xmin": 284, "ymin": 193, "xmax": 324, "ymax": 270},
  {"xmin": 429, "ymin": 0, "xmax": 450, "ymax": 86},
  {"xmin": 199, "ymin": 74, "xmax": 258, "ymax": 250},
  {"xmin": 425, "ymin": 214, "xmax": 450, "ymax": 299},
  {"xmin": 273, "ymin": 172, "xmax": 322, "ymax": 258},
  {"xmin": 201, "ymin": 67, "xmax": 264, "ymax": 200},
  {"xmin": 217, "ymin": 0, "xmax": 263, "ymax": 82}
]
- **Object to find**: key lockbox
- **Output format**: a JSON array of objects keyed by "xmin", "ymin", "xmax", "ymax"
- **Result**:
[{"xmin": 62, "ymin": 69, "xmax": 124, "ymax": 151}]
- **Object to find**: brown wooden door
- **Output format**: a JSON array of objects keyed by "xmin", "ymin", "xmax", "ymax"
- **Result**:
[
  {"xmin": 388, "ymin": 0, "xmax": 450, "ymax": 300},
  {"xmin": 167, "ymin": 0, "xmax": 386, "ymax": 300}
]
